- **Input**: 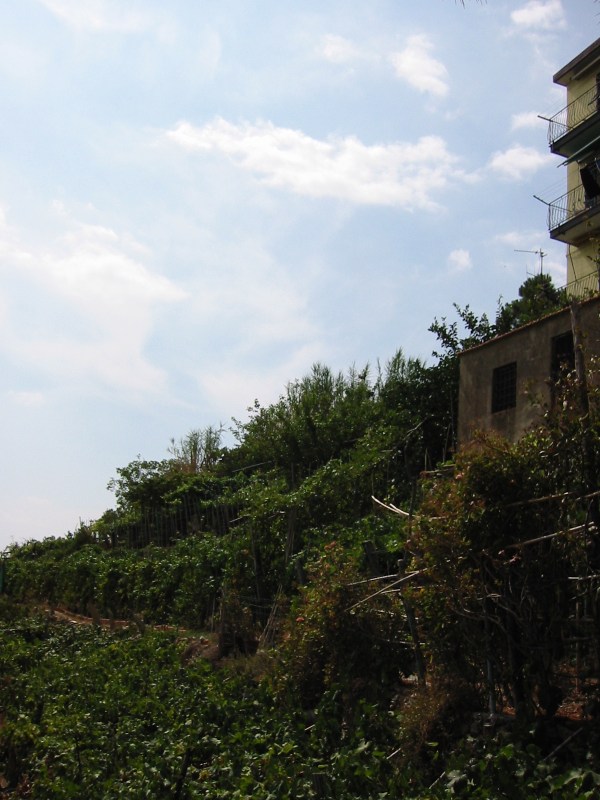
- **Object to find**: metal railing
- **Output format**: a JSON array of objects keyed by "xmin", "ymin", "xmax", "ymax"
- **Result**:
[
  {"xmin": 563, "ymin": 270, "xmax": 600, "ymax": 299},
  {"xmin": 548, "ymin": 84, "xmax": 599, "ymax": 146},
  {"xmin": 548, "ymin": 183, "xmax": 600, "ymax": 231}
]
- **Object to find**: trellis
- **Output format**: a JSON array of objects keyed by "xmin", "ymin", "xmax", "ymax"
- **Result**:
[{"xmin": 365, "ymin": 491, "xmax": 600, "ymax": 719}]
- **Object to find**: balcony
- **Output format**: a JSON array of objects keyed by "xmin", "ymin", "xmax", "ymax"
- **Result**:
[
  {"xmin": 548, "ymin": 84, "xmax": 600, "ymax": 158},
  {"xmin": 563, "ymin": 270, "xmax": 600, "ymax": 299},
  {"xmin": 548, "ymin": 184, "xmax": 600, "ymax": 244}
]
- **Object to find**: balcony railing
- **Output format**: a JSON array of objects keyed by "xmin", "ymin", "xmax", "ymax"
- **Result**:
[
  {"xmin": 563, "ymin": 270, "xmax": 600, "ymax": 299},
  {"xmin": 548, "ymin": 183, "xmax": 599, "ymax": 231},
  {"xmin": 548, "ymin": 84, "xmax": 599, "ymax": 147}
]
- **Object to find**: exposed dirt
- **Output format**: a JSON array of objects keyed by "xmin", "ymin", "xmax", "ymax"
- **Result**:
[{"xmin": 39, "ymin": 604, "xmax": 222, "ymax": 662}]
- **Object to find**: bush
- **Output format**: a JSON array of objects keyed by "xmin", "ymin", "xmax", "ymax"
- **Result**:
[{"xmin": 275, "ymin": 541, "xmax": 412, "ymax": 709}]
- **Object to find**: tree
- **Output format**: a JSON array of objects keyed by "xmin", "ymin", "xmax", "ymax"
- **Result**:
[
  {"xmin": 167, "ymin": 426, "xmax": 224, "ymax": 473},
  {"xmin": 106, "ymin": 458, "xmax": 175, "ymax": 513},
  {"xmin": 227, "ymin": 363, "xmax": 376, "ymax": 482},
  {"xmin": 428, "ymin": 304, "xmax": 495, "ymax": 454},
  {"xmin": 495, "ymin": 273, "xmax": 567, "ymax": 335}
]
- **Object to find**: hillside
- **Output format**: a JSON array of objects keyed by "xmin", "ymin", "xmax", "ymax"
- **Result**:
[{"xmin": 2, "ymin": 287, "xmax": 600, "ymax": 798}]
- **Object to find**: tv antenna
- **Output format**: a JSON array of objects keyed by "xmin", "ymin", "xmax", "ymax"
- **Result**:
[{"xmin": 514, "ymin": 248, "xmax": 546, "ymax": 275}]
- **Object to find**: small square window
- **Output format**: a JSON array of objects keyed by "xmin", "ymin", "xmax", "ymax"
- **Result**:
[{"xmin": 492, "ymin": 362, "xmax": 517, "ymax": 413}]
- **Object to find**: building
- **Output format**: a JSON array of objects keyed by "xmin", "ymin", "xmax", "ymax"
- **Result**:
[
  {"xmin": 547, "ymin": 37, "xmax": 600, "ymax": 295},
  {"xmin": 457, "ymin": 39, "xmax": 600, "ymax": 446},
  {"xmin": 457, "ymin": 296, "xmax": 600, "ymax": 444}
]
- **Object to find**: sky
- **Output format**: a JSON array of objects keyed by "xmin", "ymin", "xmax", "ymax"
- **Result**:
[{"xmin": 0, "ymin": 0, "xmax": 596, "ymax": 548}]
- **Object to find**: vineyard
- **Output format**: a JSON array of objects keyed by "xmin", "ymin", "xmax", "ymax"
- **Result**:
[
  {"xmin": 2, "ymin": 596, "xmax": 600, "ymax": 800},
  {"xmin": 2, "ymin": 331, "xmax": 600, "ymax": 797}
]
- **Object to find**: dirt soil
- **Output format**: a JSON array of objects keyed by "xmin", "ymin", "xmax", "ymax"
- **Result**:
[{"xmin": 40, "ymin": 604, "xmax": 222, "ymax": 662}]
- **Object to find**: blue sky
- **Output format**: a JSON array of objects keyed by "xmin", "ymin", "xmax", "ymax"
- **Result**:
[{"xmin": 0, "ymin": 0, "xmax": 594, "ymax": 548}]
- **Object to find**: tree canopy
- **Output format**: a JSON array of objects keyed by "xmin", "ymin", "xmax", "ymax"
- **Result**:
[{"xmin": 495, "ymin": 273, "xmax": 567, "ymax": 334}]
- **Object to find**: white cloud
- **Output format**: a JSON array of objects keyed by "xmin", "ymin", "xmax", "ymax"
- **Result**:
[
  {"xmin": 178, "ymin": 238, "xmax": 326, "ymax": 419},
  {"xmin": 36, "ymin": 0, "xmax": 164, "ymax": 35},
  {"xmin": 319, "ymin": 34, "xmax": 366, "ymax": 65},
  {"xmin": 510, "ymin": 0, "xmax": 566, "ymax": 31},
  {"xmin": 0, "ymin": 210, "xmax": 186, "ymax": 397},
  {"xmin": 511, "ymin": 112, "xmax": 545, "ymax": 131},
  {"xmin": 0, "ymin": 207, "xmax": 23, "ymax": 260},
  {"xmin": 488, "ymin": 145, "xmax": 551, "ymax": 180},
  {"xmin": 448, "ymin": 248, "xmax": 472, "ymax": 273},
  {"xmin": 189, "ymin": 237, "xmax": 316, "ymax": 349},
  {"xmin": 389, "ymin": 34, "xmax": 449, "ymax": 98},
  {"xmin": 495, "ymin": 230, "xmax": 546, "ymax": 248},
  {"xmin": 51, "ymin": 223, "xmax": 180, "ymax": 311},
  {"xmin": 166, "ymin": 118, "xmax": 469, "ymax": 211},
  {"xmin": 0, "ymin": 40, "xmax": 48, "ymax": 87},
  {"xmin": 6, "ymin": 390, "xmax": 46, "ymax": 408},
  {"xmin": 199, "ymin": 342, "xmax": 326, "ymax": 421}
]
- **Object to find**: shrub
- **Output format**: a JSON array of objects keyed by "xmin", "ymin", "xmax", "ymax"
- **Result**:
[{"xmin": 275, "ymin": 541, "xmax": 412, "ymax": 709}]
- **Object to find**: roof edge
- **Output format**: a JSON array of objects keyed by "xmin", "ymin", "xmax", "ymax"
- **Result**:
[
  {"xmin": 554, "ymin": 38, "xmax": 600, "ymax": 86},
  {"xmin": 458, "ymin": 295, "xmax": 600, "ymax": 358}
]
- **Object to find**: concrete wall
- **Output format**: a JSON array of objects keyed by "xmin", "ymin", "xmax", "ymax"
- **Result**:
[{"xmin": 457, "ymin": 297, "xmax": 600, "ymax": 445}]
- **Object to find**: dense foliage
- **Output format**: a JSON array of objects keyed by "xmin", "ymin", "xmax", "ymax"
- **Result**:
[
  {"xmin": 2, "ymin": 598, "xmax": 599, "ymax": 799},
  {"xmin": 3, "ymin": 275, "xmax": 600, "ymax": 798},
  {"xmin": 5, "ymin": 350, "xmax": 453, "ymax": 630},
  {"xmin": 0, "ymin": 600, "xmax": 403, "ymax": 799},
  {"xmin": 495, "ymin": 273, "xmax": 568, "ymax": 335}
]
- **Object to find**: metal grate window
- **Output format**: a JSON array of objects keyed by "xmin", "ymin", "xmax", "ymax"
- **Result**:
[{"xmin": 491, "ymin": 362, "xmax": 517, "ymax": 413}]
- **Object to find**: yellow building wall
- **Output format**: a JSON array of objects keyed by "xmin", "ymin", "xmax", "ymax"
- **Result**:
[
  {"xmin": 566, "ymin": 70, "xmax": 596, "ymax": 101},
  {"xmin": 563, "ymin": 70, "xmax": 599, "ymax": 289},
  {"xmin": 567, "ymin": 242, "xmax": 599, "ymax": 289}
]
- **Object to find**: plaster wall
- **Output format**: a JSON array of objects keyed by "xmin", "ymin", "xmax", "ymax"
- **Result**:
[
  {"xmin": 457, "ymin": 298, "xmax": 600, "ymax": 445},
  {"xmin": 567, "ymin": 242, "xmax": 599, "ymax": 286},
  {"xmin": 566, "ymin": 70, "xmax": 596, "ymax": 102}
]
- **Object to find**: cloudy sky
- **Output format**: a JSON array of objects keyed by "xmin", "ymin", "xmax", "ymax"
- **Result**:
[{"xmin": 0, "ymin": 0, "xmax": 595, "ymax": 548}]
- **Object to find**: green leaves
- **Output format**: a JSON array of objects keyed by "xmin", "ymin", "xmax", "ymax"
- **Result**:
[
  {"xmin": 441, "ymin": 736, "xmax": 600, "ymax": 800},
  {"xmin": 5, "ymin": 534, "xmax": 230, "ymax": 628},
  {"xmin": 495, "ymin": 273, "xmax": 567, "ymax": 336}
]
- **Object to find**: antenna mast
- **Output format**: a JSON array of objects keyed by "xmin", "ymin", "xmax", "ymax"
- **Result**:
[{"xmin": 514, "ymin": 248, "xmax": 547, "ymax": 275}]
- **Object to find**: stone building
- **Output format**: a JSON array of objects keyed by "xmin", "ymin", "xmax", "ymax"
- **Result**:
[
  {"xmin": 458, "ymin": 38, "xmax": 600, "ymax": 445},
  {"xmin": 457, "ymin": 296, "xmax": 600, "ymax": 445}
]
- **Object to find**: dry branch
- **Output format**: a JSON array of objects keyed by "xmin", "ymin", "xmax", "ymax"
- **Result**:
[
  {"xmin": 371, "ymin": 496, "xmax": 411, "ymax": 517},
  {"xmin": 346, "ymin": 569, "xmax": 425, "ymax": 612}
]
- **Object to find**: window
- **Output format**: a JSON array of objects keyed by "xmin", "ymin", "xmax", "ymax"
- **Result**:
[
  {"xmin": 551, "ymin": 330, "xmax": 574, "ymax": 383},
  {"xmin": 491, "ymin": 362, "xmax": 517, "ymax": 413},
  {"xmin": 580, "ymin": 162, "xmax": 600, "ymax": 202}
]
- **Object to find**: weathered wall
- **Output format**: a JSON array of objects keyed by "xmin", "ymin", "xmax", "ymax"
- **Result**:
[{"xmin": 457, "ymin": 298, "xmax": 600, "ymax": 445}]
